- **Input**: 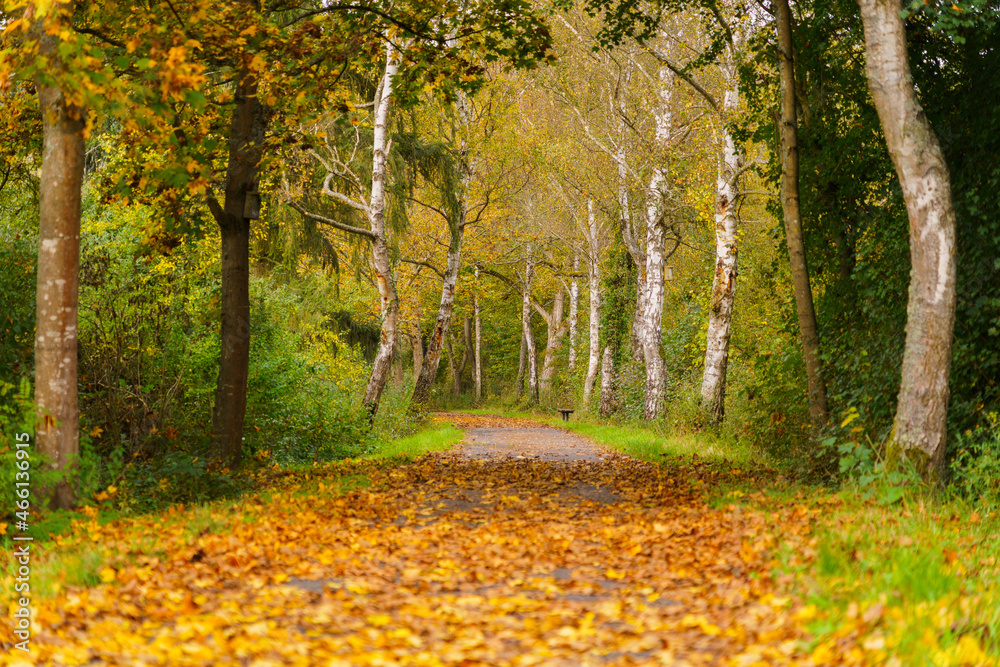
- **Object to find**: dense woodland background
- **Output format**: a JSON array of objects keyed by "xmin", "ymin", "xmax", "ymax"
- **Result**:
[{"xmin": 1, "ymin": 0, "xmax": 998, "ymax": 512}]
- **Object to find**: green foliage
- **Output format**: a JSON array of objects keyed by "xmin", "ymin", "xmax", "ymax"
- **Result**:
[
  {"xmin": 0, "ymin": 183, "xmax": 36, "ymax": 391},
  {"xmin": 949, "ymin": 416, "xmax": 1000, "ymax": 507}
]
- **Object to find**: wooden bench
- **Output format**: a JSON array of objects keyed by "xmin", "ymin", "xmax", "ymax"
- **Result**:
[{"xmin": 557, "ymin": 408, "xmax": 574, "ymax": 422}]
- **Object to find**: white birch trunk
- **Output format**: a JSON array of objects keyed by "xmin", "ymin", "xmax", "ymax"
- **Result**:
[
  {"xmin": 699, "ymin": 60, "xmax": 742, "ymax": 423},
  {"xmin": 522, "ymin": 243, "xmax": 539, "ymax": 402},
  {"xmin": 568, "ymin": 252, "xmax": 579, "ymax": 372},
  {"xmin": 599, "ymin": 346, "xmax": 615, "ymax": 417},
  {"xmin": 411, "ymin": 89, "xmax": 473, "ymax": 406},
  {"xmin": 474, "ymin": 267, "xmax": 482, "ymax": 401},
  {"xmin": 584, "ymin": 200, "xmax": 602, "ymax": 403},
  {"xmin": 858, "ymin": 0, "xmax": 957, "ymax": 480},
  {"xmin": 362, "ymin": 43, "xmax": 401, "ymax": 421},
  {"xmin": 639, "ymin": 62, "xmax": 674, "ymax": 420},
  {"xmin": 640, "ymin": 168, "xmax": 667, "ymax": 420}
]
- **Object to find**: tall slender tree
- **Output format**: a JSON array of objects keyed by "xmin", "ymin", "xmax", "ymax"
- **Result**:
[{"xmin": 775, "ymin": 0, "xmax": 829, "ymax": 426}]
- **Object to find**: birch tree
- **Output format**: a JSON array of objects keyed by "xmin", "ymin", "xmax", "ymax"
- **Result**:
[
  {"xmin": 568, "ymin": 253, "xmax": 580, "ymax": 371},
  {"xmin": 583, "ymin": 199, "xmax": 604, "ymax": 403},
  {"xmin": 289, "ymin": 42, "xmax": 402, "ymax": 422},
  {"xmin": 412, "ymin": 90, "xmax": 476, "ymax": 406},
  {"xmin": 521, "ymin": 242, "xmax": 540, "ymax": 403},
  {"xmin": 857, "ymin": 0, "xmax": 958, "ymax": 481}
]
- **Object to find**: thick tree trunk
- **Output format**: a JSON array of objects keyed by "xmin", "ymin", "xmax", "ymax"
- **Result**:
[
  {"xmin": 584, "ymin": 200, "xmax": 602, "ymax": 403},
  {"xmin": 210, "ymin": 67, "xmax": 266, "ymax": 468},
  {"xmin": 34, "ymin": 16, "xmax": 86, "ymax": 508},
  {"xmin": 474, "ymin": 278, "xmax": 482, "ymax": 401},
  {"xmin": 522, "ymin": 244, "xmax": 539, "ymax": 403},
  {"xmin": 640, "ymin": 170, "xmax": 667, "ymax": 420},
  {"xmin": 361, "ymin": 45, "xmax": 401, "ymax": 422},
  {"xmin": 568, "ymin": 253, "xmax": 579, "ymax": 372},
  {"xmin": 540, "ymin": 286, "xmax": 566, "ymax": 392},
  {"xmin": 776, "ymin": 0, "xmax": 829, "ymax": 427},
  {"xmin": 599, "ymin": 346, "xmax": 615, "ymax": 417},
  {"xmin": 699, "ymin": 64, "xmax": 742, "ymax": 424},
  {"xmin": 858, "ymin": 0, "xmax": 957, "ymax": 481}
]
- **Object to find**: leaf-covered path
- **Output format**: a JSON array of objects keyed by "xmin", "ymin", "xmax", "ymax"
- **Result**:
[{"xmin": 10, "ymin": 415, "xmax": 832, "ymax": 666}]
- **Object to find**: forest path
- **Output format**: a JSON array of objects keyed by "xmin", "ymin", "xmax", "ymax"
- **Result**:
[{"xmin": 18, "ymin": 414, "xmax": 821, "ymax": 667}]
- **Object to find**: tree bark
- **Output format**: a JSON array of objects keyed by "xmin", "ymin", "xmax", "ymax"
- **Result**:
[
  {"xmin": 640, "ymin": 170, "xmax": 667, "ymax": 420},
  {"xmin": 584, "ymin": 200, "xmax": 602, "ymax": 403},
  {"xmin": 858, "ymin": 0, "xmax": 957, "ymax": 481},
  {"xmin": 517, "ymin": 329, "xmax": 527, "ymax": 396},
  {"xmin": 361, "ymin": 44, "xmax": 401, "ymax": 422},
  {"xmin": 411, "ymin": 224, "xmax": 463, "ymax": 405},
  {"xmin": 568, "ymin": 253, "xmax": 579, "ymax": 372},
  {"xmin": 599, "ymin": 346, "xmax": 615, "ymax": 417},
  {"xmin": 521, "ymin": 243, "xmax": 539, "ymax": 403},
  {"xmin": 776, "ymin": 0, "xmax": 830, "ymax": 427},
  {"xmin": 209, "ymin": 64, "xmax": 266, "ymax": 468},
  {"xmin": 699, "ymin": 59, "xmax": 742, "ymax": 424},
  {"xmin": 34, "ymin": 11, "xmax": 86, "ymax": 508}
]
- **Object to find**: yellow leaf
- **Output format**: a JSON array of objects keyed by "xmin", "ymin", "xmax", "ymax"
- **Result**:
[
  {"xmin": 99, "ymin": 567, "xmax": 117, "ymax": 583},
  {"xmin": 90, "ymin": 425, "xmax": 103, "ymax": 437},
  {"xmin": 0, "ymin": 522, "xmax": 7, "ymax": 535},
  {"xmin": 605, "ymin": 568, "xmax": 625, "ymax": 580}
]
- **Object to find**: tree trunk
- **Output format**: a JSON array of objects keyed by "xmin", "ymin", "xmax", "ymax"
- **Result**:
[
  {"xmin": 411, "ymin": 330, "xmax": 423, "ymax": 382},
  {"xmin": 640, "ymin": 170, "xmax": 667, "ymax": 420},
  {"xmin": 517, "ymin": 329, "xmax": 526, "ymax": 396},
  {"xmin": 522, "ymin": 243, "xmax": 539, "ymax": 403},
  {"xmin": 776, "ymin": 0, "xmax": 829, "ymax": 427},
  {"xmin": 568, "ymin": 253, "xmax": 579, "ymax": 372},
  {"xmin": 858, "ymin": 0, "xmax": 958, "ymax": 481},
  {"xmin": 474, "ymin": 274, "xmax": 482, "ymax": 401},
  {"xmin": 412, "ymin": 224, "xmax": 463, "ymax": 405},
  {"xmin": 540, "ymin": 286, "xmax": 566, "ymax": 392},
  {"xmin": 34, "ymin": 13, "xmax": 86, "ymax": 509},
  {"xmin": 599, "ymin": 346, "xmax": 615, "ymax": 417},
  {"xmin": 699, "ymin": 60, "xmax": 742, "ymax": 424},
  {"xmin": 462, "ymin": 316, "xmax": 474, "ymax": 389},
  {"xmin": 209, "ymin": 65, "xmax": 266, "ymax": 468},
  {"xmin": 361, "ymin": 44, "xmax": 401, "ymax": 422},
  {"xmin": 584, "ymin": 200, "xmax": 602, "ymax": 403}
]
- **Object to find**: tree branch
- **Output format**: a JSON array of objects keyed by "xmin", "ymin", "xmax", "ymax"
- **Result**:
[{"xmin": 286, "ymin": 199, "xmax": 376, "ymax": 240}]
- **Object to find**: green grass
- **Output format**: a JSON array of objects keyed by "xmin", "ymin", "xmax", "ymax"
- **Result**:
[
  {"xmin": 558, "ymin": 420, "xmax": 759, "ymax": 466},
  {"xmin": 369, "ymin": 424, "xmax": 464, "ymax": 460}
]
